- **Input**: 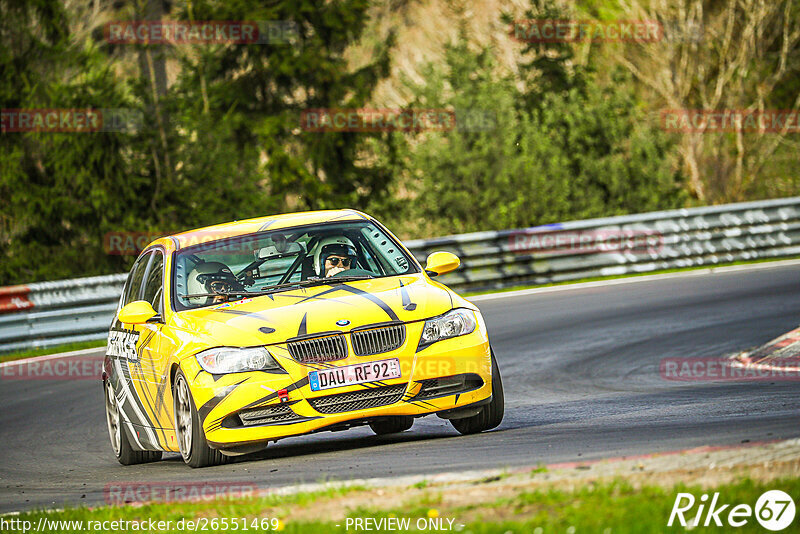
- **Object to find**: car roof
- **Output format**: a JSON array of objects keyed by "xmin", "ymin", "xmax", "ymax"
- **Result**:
[{"xmin": 168, "ymin": 209, "xmax": 370, "ymax": 250}]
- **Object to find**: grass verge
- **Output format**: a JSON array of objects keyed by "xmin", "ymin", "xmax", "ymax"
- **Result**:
[{"xmin": 10, "ymin": 476, "xmax": 798, "ymax": 533}]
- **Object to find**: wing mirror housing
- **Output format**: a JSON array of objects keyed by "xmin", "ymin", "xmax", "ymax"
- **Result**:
[
  {"xmin": 118, "ymin": 300, "xmax": 159, "ymax": 325},
  {"xmin": 424, "ymin": 251, "xmax": 460, "ymax": 277}
]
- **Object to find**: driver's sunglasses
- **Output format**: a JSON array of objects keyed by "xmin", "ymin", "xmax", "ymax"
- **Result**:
[
  {"xmin": 326, "ymin": 257, "xmax": 352, "ymax": 267},
  {"xmin": 208, "ymin": 280, "xmax": 233, "ymax": 292}
]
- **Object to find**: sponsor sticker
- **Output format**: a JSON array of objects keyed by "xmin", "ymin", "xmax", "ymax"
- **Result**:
[{"xmin": 107, "ymin": 329, "xmax": 140, "ymax": 362}]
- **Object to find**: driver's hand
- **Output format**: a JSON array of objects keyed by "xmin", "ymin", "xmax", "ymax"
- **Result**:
[{"xmin": 326, "ymin": 266, "xmax": 345, "ymax": 277}]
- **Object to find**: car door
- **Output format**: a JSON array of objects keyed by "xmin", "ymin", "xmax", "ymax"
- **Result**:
[
  {"xmin": 108, "ymin": 251, "xmax": 165, "ymax": 450},
  {"xmin": 135, "ymin": 248, "xmax": 178, "ymax": 449}
]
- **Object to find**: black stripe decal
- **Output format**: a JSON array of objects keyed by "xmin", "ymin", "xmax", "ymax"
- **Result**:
[
  {"xmin": 399, "ymin": 280, "xmax": 416, "ymax": 311},
  {"xmin": 338, "ymin": 285, "xmax": 399, "ymax": 321},
  {"xmin": 118, "ymin": 360, "xmax": 165, "ymax": 443},
  {"xmin": 409, "ymin": 399, "xmax": 438, "ymax": 409},
  {"xmin": 213, "ymin": 308, "xmax": 276, "ymax": 324},
  {"xmin": 128, "ymin": 336, "xmax": 167, "ymax": 440},
  {"xmin": 197, "ymin": 378, "xmax": 249, "ymax": 423},
  {"xmin": 296, "ymin": 284, "xmax": 400, "ymax": 321},
  {"xmin": 241, "ymin": 376, "xmax": 310, "ymax": 410}
]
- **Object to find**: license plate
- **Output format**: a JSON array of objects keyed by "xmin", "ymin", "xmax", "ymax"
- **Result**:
[{"xmin": 309, "ymin": 358, "xmax": 401, "ymax": 392}]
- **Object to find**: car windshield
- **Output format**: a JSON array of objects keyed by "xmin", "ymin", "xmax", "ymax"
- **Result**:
[{"xmin": 173, "ymin": 221, "xmax": 417, "ymax": 310}]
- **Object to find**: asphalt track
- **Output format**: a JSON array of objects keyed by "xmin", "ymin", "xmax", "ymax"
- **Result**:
[{"xmin": 2, "ymin": 264, "xmax": 800, "ymax": 513}]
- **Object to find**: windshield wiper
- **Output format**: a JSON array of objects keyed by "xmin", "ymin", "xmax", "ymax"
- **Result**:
[
  {"xmin": 184, "ymin": 276, "xmax": 376, "ymax": 301},
  {"xmin": 249, "ymin": 281, "xmax": 314, "ymax": 294},
  {"xmin": 184, "ymin": 283, "xmax": 309, "ymax": 301},
  {"xmin": 322, "ymin": 275, "xmax": 374, "ymax": 283},
  {"xmin": 182, "ymin": 290, "xmax": 251, "ymax": 300},
  {"xmin": 251, "ymin": 275, "xmax": 374, "ymax": 294}
]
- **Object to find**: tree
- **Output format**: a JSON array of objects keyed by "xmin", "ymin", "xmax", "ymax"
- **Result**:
[
  {"xmin": 171, "ymin": 0, "xmax": 397, "ymax": 213},
  {"xmin": 0, "ymin": 0, "xmax": 141, "ymax": 283},
  {"xmin": 613, "ymin": 0, "xmax": 800, "ymax": 202},
  {"xmin": 399, "ymin": 28, "xmax": 685, "ymax": 236}
]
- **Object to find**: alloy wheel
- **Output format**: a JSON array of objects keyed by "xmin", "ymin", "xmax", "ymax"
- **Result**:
[
  {"xmin": 174, "ymin": 375, "xmax": 193, "ymax": 460},
  {"xmin": 104, "ymin": 381, "xmax": 121, "ymax": 456}
]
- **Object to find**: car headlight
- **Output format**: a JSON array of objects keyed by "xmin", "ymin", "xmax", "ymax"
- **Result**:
[
  {"xmin": 418, "ymin": 308, "xmax": 477, "ymax": 350},
  {"xmin": 195, "ymin": 346, "xmax": 282, "ymax": 374}
]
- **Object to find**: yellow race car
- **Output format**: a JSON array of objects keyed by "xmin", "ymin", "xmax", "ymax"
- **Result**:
[{"xmin": 103, "ymin": 210, "xmax": 503, "ymax": 467}]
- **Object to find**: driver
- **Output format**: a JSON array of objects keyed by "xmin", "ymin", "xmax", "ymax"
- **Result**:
[
  {"xmin": 186, "ymin": 261, "xmax": 243, "ymax": 305},
  {"xmin": 312, "ymin": 236, "xmax": 358, "ymax": 278}
]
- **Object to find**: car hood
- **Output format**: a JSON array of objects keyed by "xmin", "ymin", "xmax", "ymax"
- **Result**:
[{"xmin": 171, "ymin": 274, "xmax": 457, "ymax": 347}]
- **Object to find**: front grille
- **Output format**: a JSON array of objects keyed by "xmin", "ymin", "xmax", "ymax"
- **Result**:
[
  {"xmin": 351, "ymin": 324, "xmax": 406, "ymax": 356},
  {"xmin": 288, "ymin": 334, "xmax": 347, "ymax": 363},
  {"xmin": 238, "ymin": 404, "xmax": 302, "ymax": 426},
  {"xmin": 308, "ymin": 384, "xmax": 407, "ymax": 414},
  {"xmin": 414, "ymin": 374, "xmax": 483, "ymax": 400}
]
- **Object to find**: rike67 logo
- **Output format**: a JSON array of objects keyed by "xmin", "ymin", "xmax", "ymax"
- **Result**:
[{"xmin": 669, "ymin": 490, "xmax": 795, "ymax": 530}]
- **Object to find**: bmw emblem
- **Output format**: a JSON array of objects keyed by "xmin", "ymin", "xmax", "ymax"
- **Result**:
[{"xmin": 336, "ymin": 319, "xmax": 350, "ymax": 327}]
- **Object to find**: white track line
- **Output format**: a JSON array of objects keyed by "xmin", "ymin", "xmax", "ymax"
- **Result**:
[{"xmin": 469, "ymin": 258, "xmax": 800, "ymax": 302}]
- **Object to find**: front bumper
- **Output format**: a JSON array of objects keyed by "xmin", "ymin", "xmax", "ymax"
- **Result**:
[{"xmin": 182, "ymin": 323, "xmax": 493, "ymax": 450}]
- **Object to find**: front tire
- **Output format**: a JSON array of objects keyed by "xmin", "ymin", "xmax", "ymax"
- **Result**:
[
  {"xmin": 370, "ymin": 416, "xmax": 414, "ymax": 436},
  {"xmin": 173, "ymin": 370, "xmax": 230, "ymax": 468},
  {"xmin": 451, "ymin": 350, "xmax": 504, "ymax": 435},
  {"xmin": 105, "ymin": 379, "xmax": 162, "ymax": 465}
]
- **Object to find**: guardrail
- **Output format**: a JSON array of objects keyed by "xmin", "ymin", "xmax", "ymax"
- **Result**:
[
  {"xmin": 409, "ymin": 196, "xmax": 800, "ymax": 290},
  {"xmin": 0, "ymin": 274, "xmax": 126, "ymax": 353},
  {"xmin": 2, "ymin": 197, "xmax": 799, "ymax": 353}
]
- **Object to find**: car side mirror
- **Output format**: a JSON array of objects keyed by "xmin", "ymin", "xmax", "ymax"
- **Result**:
[
  {"xmin": 118, "ymin": 300, "xmax": 159, "ymax": 325},
  {"xmin": 424, "ymin": 251, "xmax": 460, "ymax": 277}
]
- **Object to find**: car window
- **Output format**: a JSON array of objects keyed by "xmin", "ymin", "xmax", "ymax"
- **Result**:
[
  {"xmin": 173, "ymin": 221, "xmax": 417, "ymax": 310},
  {"xmin": 123, "ymin": 252, "xmax": 151, "ymax": 306},
  {"xmin": 141, "ymin": 250, "xmax": 164, "ymax": 315},
  {"xmin": 359, "ymin": 224, "xmax": 410, "ymax": 274}
]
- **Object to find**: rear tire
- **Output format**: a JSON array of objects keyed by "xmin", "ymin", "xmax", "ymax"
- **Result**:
[
  {"xmin": 451, "ymin": 350, "xmax": 504, "ymax": 435},
  {"xmin": 173, "ymin": 370, "xmax": 230, "ymax": 468},
  {"xmin": 105, "ymin": 379, "xmax": 162, "ymax": 465},
  {"xmin": 369, "ymin": 416, "xmax": 414, "ymax": 435}
]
